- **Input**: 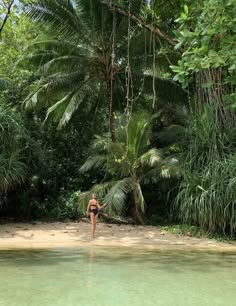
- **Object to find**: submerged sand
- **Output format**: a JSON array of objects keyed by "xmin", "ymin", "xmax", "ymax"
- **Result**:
[{"xmin": 0, "ymin": 220, "xmax": 235, "ymax": 252}]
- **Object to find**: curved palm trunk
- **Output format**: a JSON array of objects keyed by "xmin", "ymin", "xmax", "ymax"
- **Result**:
[
  {"xmin": 106, "ymin": 78, "xmax": 116, "ymax": 142},
  {"xmin": 134, "ymin": 202, "xmax": 145, "ymax": 225},
  {"xmin": 130, "ymin": 192, "xmax": 145, "ymax": 225}
]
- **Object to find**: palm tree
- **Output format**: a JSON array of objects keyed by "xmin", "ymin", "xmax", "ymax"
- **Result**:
[
  {"xmin": 0, "ymin": 100, "xmax": 43, "ymax": 204},
  {"xmin": 25, "ymin": 0, "xmax": 186, "ymax": 141},
  {"xmin": 79, "ymin": 113, "xmax": 178, "ymax": 224},
  {"xmin": 24, "ymin": 0, "xmax": 149, "ymax": 141}
]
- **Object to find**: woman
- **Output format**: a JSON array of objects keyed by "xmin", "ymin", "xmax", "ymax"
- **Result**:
[{"xmin": 86, "ymin": 194, "xmax": 106, "ymax": 238}]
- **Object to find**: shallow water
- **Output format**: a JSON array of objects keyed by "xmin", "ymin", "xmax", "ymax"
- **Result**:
[{"xmin": 0, "ymin": 247, "xmax": 235, "ymax": 306}]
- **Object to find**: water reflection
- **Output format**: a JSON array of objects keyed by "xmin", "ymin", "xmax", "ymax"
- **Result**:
[{"xmin": 87, "ymin": 248, "xmax": 95, "ymax": 288}]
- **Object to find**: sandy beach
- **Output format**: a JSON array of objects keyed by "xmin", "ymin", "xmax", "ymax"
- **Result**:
[{"xmin": 0, "ymin": 220, "xmax": 235, "ymax": 252}]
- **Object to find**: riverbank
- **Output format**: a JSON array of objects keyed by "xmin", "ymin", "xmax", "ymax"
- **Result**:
[{"xmin": 0, "ymin": 220, "xmax": 235, "ymax": 252}]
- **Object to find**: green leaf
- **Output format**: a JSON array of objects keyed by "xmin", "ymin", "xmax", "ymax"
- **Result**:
[
  {"xmin": 208, "ymin": 50, "xmax": 218, "ymax": 57},
  {"xmin": 228, "ymin": 64, "xmax": 236, "ymax": 71},
  {"xmin": 184, "ymin": 5, "xmax": 189, "ymax": 15},
  {"xmin": 180, "ymin": 13, "xmax": 188, "ymax": 20}
]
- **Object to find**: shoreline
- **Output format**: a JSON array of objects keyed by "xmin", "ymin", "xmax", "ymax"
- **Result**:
[{"xmin": 0, "ymin": 221, "xmax": 235, "ymax": 253}]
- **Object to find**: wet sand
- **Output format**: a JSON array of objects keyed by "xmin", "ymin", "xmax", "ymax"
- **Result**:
[{"xmin": 0, "ymin": 220, "xmax": 235, "ymax": 252}]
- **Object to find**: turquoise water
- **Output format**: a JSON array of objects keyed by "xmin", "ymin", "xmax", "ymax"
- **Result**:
[{"xmin": 0, "ymin": 248, "xmax": 235, "ymax": 306}]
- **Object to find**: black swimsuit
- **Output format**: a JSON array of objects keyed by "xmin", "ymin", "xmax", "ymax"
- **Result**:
[{"xmin": 89, "ymin": 206, "xmax": 99, "ymax": 215}]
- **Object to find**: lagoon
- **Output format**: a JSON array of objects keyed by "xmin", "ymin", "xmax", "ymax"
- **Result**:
[{"xmin": 0, "ymin": 248, "xmax": 235, "ymax": 306}]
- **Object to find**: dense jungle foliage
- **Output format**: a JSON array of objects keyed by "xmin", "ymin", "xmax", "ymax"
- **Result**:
[{"xmin": 0, "ymin": 0, "xmax": 235, "ymax": 237}]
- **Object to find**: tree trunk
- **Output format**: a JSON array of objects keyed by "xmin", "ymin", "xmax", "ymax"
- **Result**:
[
  {"xmin": 106, "ymin": 78, "xmax": 116, "ymax": 142},
  {"xmin": 99, "ymin": 213, "xmax": 135, "ymax": 224},
  {"xmin": 134, "ymin": 201, "xmax": 145, "ymax": 225},
  {"xmin": 196, "ymin": 68, "xmax": 236, "ymax": 128},
  {"xmin": 129, "ymin": 193, "xmax": 145, "ymax": 225}
]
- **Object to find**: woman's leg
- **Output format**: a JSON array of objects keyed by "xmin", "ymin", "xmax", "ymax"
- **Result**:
[
  {"xmin": 93, "ymin": 213, "xmax": 98, "ymax": 237},
  {"xmin": 90, "ymin": 212, "xmax": 95, "ymax": 238}
]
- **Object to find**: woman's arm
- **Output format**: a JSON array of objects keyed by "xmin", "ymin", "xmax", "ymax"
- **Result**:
[{"xmin": 97, "ymin": 202, "xmax": 107, "ymax": 210}]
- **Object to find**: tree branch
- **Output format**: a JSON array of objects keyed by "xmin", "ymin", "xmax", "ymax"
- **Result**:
[
  {"xmin": 0, "ymin": 0, "xmax": 15, "ymax": 35},
  {"xmin": 98, "ymin": 0, "xmax": 179, "ymax": 50}
]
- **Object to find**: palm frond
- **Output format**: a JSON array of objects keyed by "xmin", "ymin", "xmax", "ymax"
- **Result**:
[
  {"xmin": 39, "ymin": 54, "xmax": 87, "ymax": 75},
  {"xmin": 78, "ymin": 181, "xmax": 118, "ymax": 212},
  {"xmin": 125, "ymin": 112, "xmax": 151, "ymax": 159},
  {"xmin": 0, "ymin": 151, "xmax": 27, "ymax": 192},
  {"xmin": 57, "ymin": 80, "xmax": 95, "ymax": 128},
  {"xmin": 24, "ymin": 84, "xmax": 49, "ymax": 110},
  {"xmin": 0, "ymin": 103, "xmax": 26, "ymax": 150},
  {"xmin": 139, "ymin": 166, "xmax": 161, "ymax": 184},
  {"xmin": 26, "ymin": 0, "xmax": 87, "ymax": 43},
  {"xmin": 79, "ymin": 155, "xmax": 107, "ymax": 173},
  {"xmin": 140, "ymin": 154, "xmax": 180, "ymax": 184},
  {"xmin": 160, "ymin": 156, "xmax": 180, "ymax": 178},
  {"xmin": 104, "ymin": 178, "xmax": 133, "ymax": 214},
  {"xmin": 91, "ymin": 135, "xmax": 112, "ymax": 152},
  {"xmin": 143, "ymin": 74, "xmax": 187, "ymax": 105},
  {"xmin": 135, "ymin": 148, "xmax": 162, "ymax": 168}
]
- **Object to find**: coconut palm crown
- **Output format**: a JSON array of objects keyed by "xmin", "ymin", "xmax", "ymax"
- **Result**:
[
  {"xmin": 24, "ymin": 0, "xmax": 186, "ymax": 141},
  {"xmin": 79, "ymin": 113, "xmax": 178, "ymax": 223}
]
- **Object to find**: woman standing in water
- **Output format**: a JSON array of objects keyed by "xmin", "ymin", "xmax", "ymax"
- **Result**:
[{"xmin": 86, "ymin": 194, "xmax": 106, "ymax": 238}]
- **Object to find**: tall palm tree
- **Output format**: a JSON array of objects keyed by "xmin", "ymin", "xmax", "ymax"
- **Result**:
[
  {"xmin": 25, "ymin": 0, "xmax": 186, "ymax": 141},
  {"xmin": 25, "ymin": 0, "xmax": 149, "ymax": 141},
  {"xmin": 79, "ymin": 113, "xmax": 178, "ymax": 224}
]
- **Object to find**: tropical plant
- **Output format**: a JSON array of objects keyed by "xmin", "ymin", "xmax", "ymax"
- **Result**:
[
  {"xmin": 172, "ymin": 0, "xmax": 236, "ymax": 126},
  {"xmin": 49, "ymin": 191, "xmax": 81, "ymax": 220},
  {"xmin": 0, "ymin": 77, "xmax": 11, "ymax": 90},
  {"xmin": 0, "ymin": 0, "xmax": 15, "ymax": 35},
  {"xmin": 24, "ymin": 0, "xmax": 144, "ymax": 141},
  {"xmin": 79, "ymin": 113, "xmax": 178, "ymax": 224},
  {"xmin": 162, "ymin": 105, "xmax": 236, "ymax": 236},
  {"xmin": 24, "ymin": 0, "xmax": 188, "ymax": 141},
  {"xmin": 0, "ymin": 4, "xmax": 38, "ymax": 80},
  {"xmin": 0, "ymin": 102, "xmax": 28, "ymax": 192}
]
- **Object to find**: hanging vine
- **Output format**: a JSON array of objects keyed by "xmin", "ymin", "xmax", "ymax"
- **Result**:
[
  {"xmin": 0, "ymin": 0, "xmax": 14, "ymax": 35},
  {"xmin": 152, "ymin": 33, "xmax": 156, "ymax": 111},
  {"xmin": 104, "ymin": 0, "xmax": 116, "ymax": 142},
  {"xmin": 124, "ymin": 1, "xmax": 132, "ymax": 150},
  {"xmin": 125, "ymin": 2, "xmax": 149, "ymax": 116}
]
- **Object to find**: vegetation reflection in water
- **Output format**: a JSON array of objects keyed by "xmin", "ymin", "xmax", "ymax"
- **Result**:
[{"xmin": 0, "ymin": 248, "xmax": 235, "ymax": 306}]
